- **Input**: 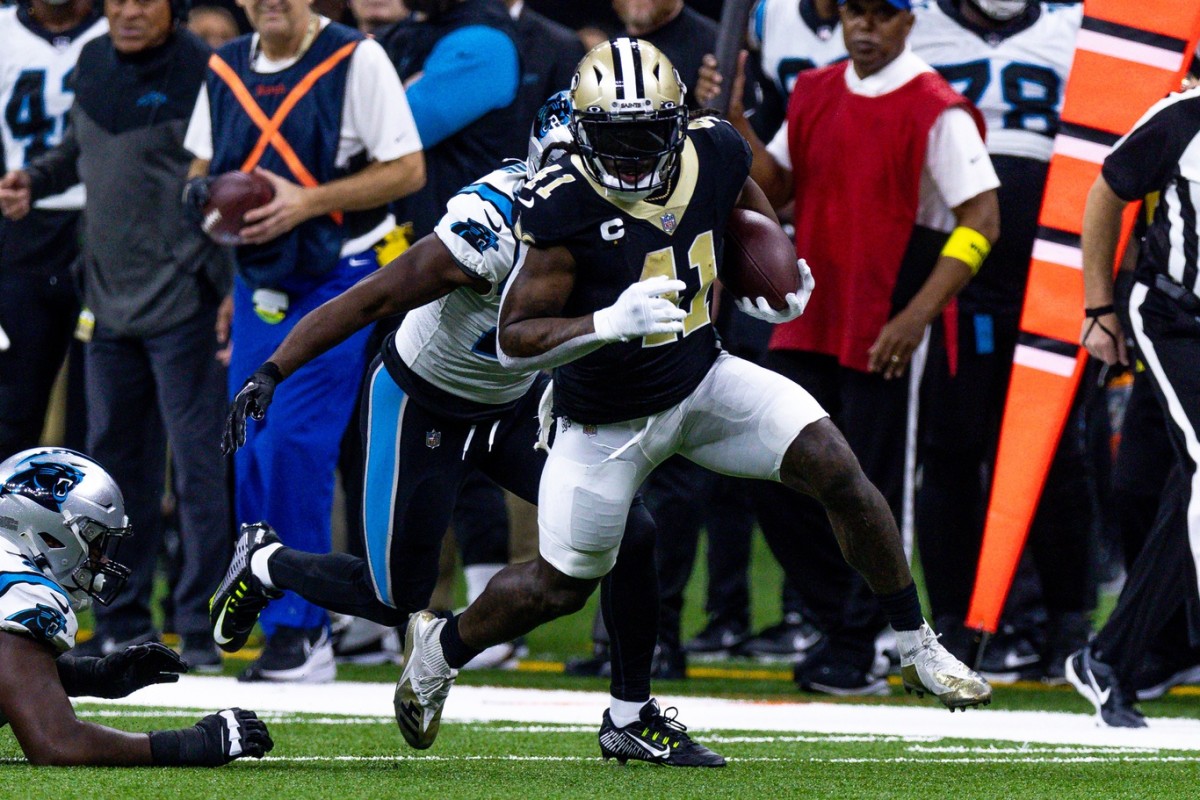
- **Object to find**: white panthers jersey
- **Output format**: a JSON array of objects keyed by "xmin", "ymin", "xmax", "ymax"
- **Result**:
[
  {"xmin": 0, "ymin": 7, "xmax": 107, "ymax": 210},
  {"xmin": 911, "ymin": 0, "xmax": 1081, "ymax": 161},
  {"xmin": 750, "ymin": 0, "xmax": 847, "ymax": 99},
  {"xmin": 395, "ymin": 162, "xmax": 537, "ymax": 406},
  {"xmin": 0, "ymin": 543, "xmax": 78, "ymax": 654}
]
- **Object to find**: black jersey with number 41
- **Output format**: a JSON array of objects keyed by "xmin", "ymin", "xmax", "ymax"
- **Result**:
[{"xmin": 514, "ymin": 118, "xmax": 752, "ymax": 424}]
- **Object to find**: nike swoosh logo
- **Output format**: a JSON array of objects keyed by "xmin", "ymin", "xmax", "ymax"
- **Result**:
[
  {"xmin": 213, "ymin": 601, "xmax": 234, "ymax": 645},
  {"xmin": 52, "ymin": 595, "xmax": 70, "ymax": 614},
  {"xmin": 348, "ymin": 256, "xmax": 375, "ymax": 269},
  {"xmin": 629, "ymin": 736, "xmax": 671, "ymax": 758},
  {"xmin": 517, "ymin": 194, "xmax": 535, "ymax": 208},
  {"xmin": 483, "ymin": 209, "xmax": 503, "ymax": 233}
]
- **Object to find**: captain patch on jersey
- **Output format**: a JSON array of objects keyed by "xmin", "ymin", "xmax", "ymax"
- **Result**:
[{"xmin": 0, "ymin": 546, "xmax": 78, "ymax": 653}]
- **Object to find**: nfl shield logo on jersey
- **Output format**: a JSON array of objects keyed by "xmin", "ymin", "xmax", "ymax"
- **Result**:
[
  {"xmin": 661, "ymin": 213, "xmax": 677, "ymax": 234},
  {"xmin": 426, "ymin": 431, "xmax": 442, "ymax": 449}
]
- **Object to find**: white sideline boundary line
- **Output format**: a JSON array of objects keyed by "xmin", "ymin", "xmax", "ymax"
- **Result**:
[{"xmin": 84, "ymin": 676, "xmax": 1200, "ymax": 751}]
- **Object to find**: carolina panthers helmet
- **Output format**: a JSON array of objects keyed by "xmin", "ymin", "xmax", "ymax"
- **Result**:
[
  {"xmin": 570, "ymin": 37, "xmax": 688, "ymax": 199},
  {"xmin": 527, "ymin": 90, "xmax": 575, "ymax": 180},
  {"xmin": 966, "ymin": 0, "xmax": 1031, "ymax": 21},
  {"xmin": 0, "ymin": 448, "xmax": 131, "ymax": 609}
]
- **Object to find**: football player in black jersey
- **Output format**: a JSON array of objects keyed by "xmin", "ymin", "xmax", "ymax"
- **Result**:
[{"xmin": 396, "ymin": 38, "xmax": 992, "ymax": 760}]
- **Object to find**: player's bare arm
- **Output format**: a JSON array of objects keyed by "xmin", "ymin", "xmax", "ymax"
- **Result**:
[
  {"xmin": 734, "ymin": 175, "xmax": 780, "ymax": 223},
  {"xmin": 722, "ymin": 50, "xmax": 792, "ymax": 208},
  {"xmin": 496, "ymin": 244, "xmax": 585, "ymax": 357},
  {"xmin": 0, "ymin": 631, "xmax": 152, "ymax": 765},
  {"xmin": 241, "ymin": 153, "xmax": 426, "ymax": 245},
  {"xmin": 867, "ymin": 187, "xmax": 1000, "ymax": 378},
  {"xmin": 1079, "ymin": 174, "xmax": 1129, "ymax": 366},
  {"xmin": 269, "ymin": 234, "xmax": 487, "ymax": 379}
]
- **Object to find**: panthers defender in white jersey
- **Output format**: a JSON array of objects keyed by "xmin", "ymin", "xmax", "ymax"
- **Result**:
[
  {"xmin": 911, "ymin": 0, "xmax": 1082, "ymax": 161},
  {"xmin": 0, "ymin": 2, "xmax": 107, "ymax": 211},
  {"xmin": 0, "ymin": 448, "xmax": 273, "ymax": 765},
  {"xmin": 215, "ymin": 92, "xmax": 723, "ymax": 766}
]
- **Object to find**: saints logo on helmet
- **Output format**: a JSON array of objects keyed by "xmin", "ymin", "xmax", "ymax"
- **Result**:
[{"xmin": 570, "ymin": 38, "xmax": 688, "ymax": 199}]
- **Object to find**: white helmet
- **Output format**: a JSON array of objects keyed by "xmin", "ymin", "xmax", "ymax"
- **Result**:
[
  {"xmin": 0, "ymin": 448, "xmax": 131, "ymax": 609},
  {"xmin": 570, "ymin": 37, "xmax": 688, "ymax": 199},
  {"xmin": 967, "ymin": 0, "xmax": 1031, "ymax": 22}
]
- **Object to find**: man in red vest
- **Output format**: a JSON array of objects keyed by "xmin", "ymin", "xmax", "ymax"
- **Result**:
[{"xmin": 724, "ymin": 0, "xmax": 1000, "ymax": 694}]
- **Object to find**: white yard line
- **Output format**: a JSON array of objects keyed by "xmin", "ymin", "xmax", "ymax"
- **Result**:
[{"xmin": 84, "ymin": 676, "xmax": 1200, "ymax": 751}]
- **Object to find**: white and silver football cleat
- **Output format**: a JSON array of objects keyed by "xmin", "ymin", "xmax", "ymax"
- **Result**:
[
  {"xmin": 898, "ymin": 623, "xmax": 993, "ymax": 711},
  {"xmin": 393, "ymin": 611, "xmax": 458, "ymax": 749}
]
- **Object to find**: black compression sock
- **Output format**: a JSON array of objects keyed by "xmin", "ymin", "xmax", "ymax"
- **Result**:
[
  {"xmin": 439, "ymin": 614, "xmax": 482, "ymax": 670},
  {"xmin": 877, "ymin": 583, "xmax": 924, "ymax": 632}
]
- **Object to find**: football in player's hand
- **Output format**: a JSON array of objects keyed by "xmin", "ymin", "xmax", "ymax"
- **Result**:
[
  {"xmin": 201, "ymin": 170, "xmax": 275, "ymax": 245},
  {"xmin": 721, "ymin": 209, "xmax": 800, "ymax": 310}
]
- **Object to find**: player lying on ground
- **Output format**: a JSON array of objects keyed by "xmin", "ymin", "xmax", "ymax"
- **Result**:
[
  {"xmin": 394, "ymin": 39, "xmax": 993, "ymax": 755},
  {"xmin": 0, "ymin": 448, "xmax": 272, "ymax": 766},
  {"xmin": 214, "ymin": 92, "xmax": 724, "ymax": 766}
]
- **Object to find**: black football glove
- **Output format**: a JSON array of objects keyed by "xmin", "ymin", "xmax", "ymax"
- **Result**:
[
  {"xmin": 222, "ymin": 361, "xmax": 284, "ymax": 456},
  {"xmin": 57, "ymin": 642, "xmax": 188, "ymax": 699},
  {"xmin": 182, "ymin": 176, "xmax": 214, "ymax": 225},
  {"xmin": 149, "ymin": 708, "xmax": 274, "ymax": 766}
]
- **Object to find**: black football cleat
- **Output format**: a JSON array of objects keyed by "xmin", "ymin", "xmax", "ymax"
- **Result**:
[
  {"xmin": 598, "ymin": 699, "xmax": 725, "ymax": 767},
  {"xmin": 210, "ymin": 522, "xmax": 283, "ymax": 653},
  {"xmin": 1065, "ymin": 646, "xmax": 1147, "ymax": 728}
]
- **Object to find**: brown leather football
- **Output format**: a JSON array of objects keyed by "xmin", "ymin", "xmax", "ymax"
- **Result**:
[
  {"xmin": 721, "ymin": 208, "xmax": 799, "ymax": 310},
  {"xmin": 201, "ymin": 170, "xmax": 275, "ymax": 246}
]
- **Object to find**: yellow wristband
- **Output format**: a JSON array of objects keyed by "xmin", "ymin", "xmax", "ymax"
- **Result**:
[{"xmin": 941, "ymin": 226, "xmax": 991, "ymax": 276}]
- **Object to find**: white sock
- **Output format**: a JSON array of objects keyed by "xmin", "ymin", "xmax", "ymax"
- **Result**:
[
  {"xmin": 609, "ymin": 697, "xmax": 648, "ymax": 728},
  {"xmin": 464, "ymin": 563, "xmax": 505, "ymax": 604},
  {"xmin": 250, "ymin": 542, "xmax": 284, "ymax": 589}
]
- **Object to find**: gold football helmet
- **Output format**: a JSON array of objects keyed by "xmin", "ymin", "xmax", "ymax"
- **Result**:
[{"xmin": 570, "ymin": 37, "xmax": 688, "ymax": 198}]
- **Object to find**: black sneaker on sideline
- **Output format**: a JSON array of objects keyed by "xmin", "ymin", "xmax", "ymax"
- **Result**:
[
  {"xmin": 684, "ymin": 620, "xmax": 749, "ymax": 658},
  {"xmin": 180, "ymin": 633, "xmax": 223, "ymax": 674},
  {"xmin": 793, "ymin": 643, "xmax": 889, "ymax": 697},
  {"xmin": 565, "ymin": 644, "xmax": 611, "ymax": 678},
  {"xmin": 598, "ymin": 699, "xmax": 725, "ymax": 767},
  {"xmin": 651, "ymin": 641, "xmax": 688, "ymax": 680},
  {"xmin": 210, "ymin": 522, "xmax": 283, "ymax": 653},
  {"xmin": 1134, "ymin": 652, "xmax": 1200, "ymax": 701},
  {"xmin": 1065, "ymin": 646, "xmax": 1146, "ymax": 728},
  {"xmin": 737, "ymin": 613, "xmax": 823, "ymax": 662},
  {"xmin": 978, "ymin": 629, "xmax": 1041, "ymax": 684},
  {"xmin": 238, "ymin": 626, "xmax": 336, "ymax": 683}
]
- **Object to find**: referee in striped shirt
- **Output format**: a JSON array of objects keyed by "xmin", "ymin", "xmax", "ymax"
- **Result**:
[{"xmin": 1069, "ymin": 84, "xmax": 1200, "ymax": 728}]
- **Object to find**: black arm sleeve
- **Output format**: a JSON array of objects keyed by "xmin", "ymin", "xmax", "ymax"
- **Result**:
[{"xmin": 24, "ymin": 106, "xmax": 82, "ymax": 200}]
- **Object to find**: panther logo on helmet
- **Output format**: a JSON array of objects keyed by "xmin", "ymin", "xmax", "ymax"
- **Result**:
[
  {"xmin": 569, "ymin": 38, "xmax": 688, "ymax": 199},
  {"xmin": 2, "ymin": 460, "xmax": 84, "ymax": 513},
  {"xmin": 527, "ymin": 90, "xmax": 576, "ymax": 179}
]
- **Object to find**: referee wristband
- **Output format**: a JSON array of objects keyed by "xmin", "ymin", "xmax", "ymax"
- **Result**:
[
  {"xmin": 941, "ymin": 226, "xmax": 991, "ymax": 276},
  {"xmin": 1085, "ymin": 305, "xmax": 1115, "ymax": 318}
]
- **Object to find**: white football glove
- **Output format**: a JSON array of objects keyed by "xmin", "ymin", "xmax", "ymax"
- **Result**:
[
  {"xmin": 734, "ymin": 258, "xmax": 815, "ymax": 324},
  {"xmin": 593, "ymin": 275, "xmax": 687, "ymax": 342}
]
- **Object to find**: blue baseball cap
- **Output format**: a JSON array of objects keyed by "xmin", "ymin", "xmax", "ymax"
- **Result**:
[{"xmin": 838, "ymin": 0, "xmax": 913, "ymax": 9}]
